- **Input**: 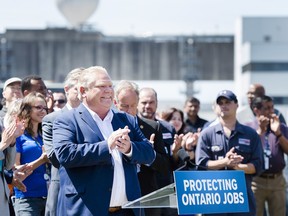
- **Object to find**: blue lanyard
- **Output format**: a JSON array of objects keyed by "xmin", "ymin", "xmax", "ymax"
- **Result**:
[{"xmin": 264, "ymin": 131, "xmax": 270, "ymax": 150}]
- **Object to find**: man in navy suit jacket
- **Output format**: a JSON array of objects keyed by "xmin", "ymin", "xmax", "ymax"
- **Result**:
[
  {"xmin": 42, "ymin": 67, "xmax": 84, "ymax": 216},
  {"xmin": 53, "ymin": 66, "xmax": 155, "ymax": 216}
]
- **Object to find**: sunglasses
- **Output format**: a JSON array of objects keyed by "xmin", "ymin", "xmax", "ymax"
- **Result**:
[
  {"xmin": 32, "ymin": 105, "xmax": 48, "ymax": 112},
  {"xmin": 54, "ymin": 99, "xmax": 66, "ymax": 104}
]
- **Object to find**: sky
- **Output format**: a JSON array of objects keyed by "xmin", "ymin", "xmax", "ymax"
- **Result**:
[{"xmin": 0, "ymin": 0, "xmax": 288, "ymax": 36}]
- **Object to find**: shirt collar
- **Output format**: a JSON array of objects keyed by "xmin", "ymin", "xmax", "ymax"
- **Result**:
[
  {"xmin": 83, "ymin": 103, "xmax": 113, "ymax": 123},
  {"xmin": 65, "ymin": 103, "xmax": 73, "ymax": 110},
  {"xmin": 215, "ymin": 121, "xmax": 245, "ymax": 135}
]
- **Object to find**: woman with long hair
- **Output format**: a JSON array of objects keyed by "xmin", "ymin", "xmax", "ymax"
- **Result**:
[
  {"xmin": 161, "ymin": 107, "xmax": 199, "ymax": 168},
  {"xmin": 161, "ymin": 107, "xmax": 185, "ymax": 135},
  {"xmin": 13, "ymin": 92, "xmax": 49, "ymax": 216}
]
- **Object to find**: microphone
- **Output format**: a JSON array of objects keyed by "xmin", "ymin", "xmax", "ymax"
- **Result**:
[
  {"xmin": 177, "ymin": 147, "xmax": 190, "ymax": 162},
  {"xmin": 176, "ymin": 148, "xmax": 208, "ymax": 170},
  {"xmin": 175, "ymin": 148, "xmax": 196, "ymax": 171}
]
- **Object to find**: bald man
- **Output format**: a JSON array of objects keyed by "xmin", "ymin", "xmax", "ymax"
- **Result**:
[{"xmin": 237, "ymin": 83, "xmax": 286, "ymax": 125}]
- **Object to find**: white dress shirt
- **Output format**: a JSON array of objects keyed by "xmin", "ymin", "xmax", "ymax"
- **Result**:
[{"xmin": 84, "ymin": 105, "xmax": 128, "ymax": 207}]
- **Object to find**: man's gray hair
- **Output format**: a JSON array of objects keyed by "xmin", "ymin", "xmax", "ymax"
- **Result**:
[
  {"xmin": 64, "ymin": 67, "xmax": 85, "ymax": 89},
  {"xmin": 114, "ymin": 80, "xmax": 139, "ymax": 102}
]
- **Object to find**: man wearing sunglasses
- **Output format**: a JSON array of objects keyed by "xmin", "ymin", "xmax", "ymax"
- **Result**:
[{"xmin": 52, "ymin": 92, "xmax": 66, "ymax": 111}]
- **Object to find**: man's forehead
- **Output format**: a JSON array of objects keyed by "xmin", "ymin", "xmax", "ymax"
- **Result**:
[
  {"xmin": 139, "ymin": 95, "xmax": 156, "ymax": 102},
  {"xmin": 187, "ymin": 101, "xmax": 199, "ymax": 106},
  {"xmin": 217, "ymin": 97, "xmax": 232, "ymax": 103},
  {"xmin": 264, "ymin": 101, "xmax": 274, "ymax": 106},
  {"xmin": 94, "ymin": 79, "xmax": 112, "ymax": 85}
]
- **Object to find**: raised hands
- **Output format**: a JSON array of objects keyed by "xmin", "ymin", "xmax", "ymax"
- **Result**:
[
  {"xmin": 257, "ymin": 115, "xmax": 270, "ymax": 135},
  {"xmin": 225, "ymin": 147, "xmax": 244, "ymax": 169},
  {"xmin": 12, "ymin": 163, "xmax": 33, "ymax": 192},
  {"xmin": 270, "ymin": 114, "xmax": 281, "ymax": 134},
  {"xmin": 181, "ymin": 131, "xmax": 200, "ymax": 151},
  {"xmin": 149, "ymin": 133, "xmax": 155, "ymax": 148},
  {"xmin": 0, "ymin": 118, "xmax": 25, "ymax": 151},
  {"xmin": 108, "ymin": 126, "xmax": 131, "ymax": 154}
]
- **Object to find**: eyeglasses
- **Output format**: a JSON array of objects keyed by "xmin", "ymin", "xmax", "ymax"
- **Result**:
[
  {"xmin": 54, "ymin": 99, "xmax": 65, "ymax": 104},
  {"xmin": 32, "ymin": 105, "xmax": 48, "ymax": 112}
]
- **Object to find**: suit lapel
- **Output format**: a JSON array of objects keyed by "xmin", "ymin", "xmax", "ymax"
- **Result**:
[
  {"xmin": 137, "ymin": 116, "xmax": 145, "ymax": 130},
  {"xmin": 111, "ymin": 110, "xmax": 126, "ymax": 131},
  {"xmin": 77, "ymin": 104, "xmax": 104, "ymax": 140},
  {"xmin": 111, "ymin": 111, "xmax": 123, "ymax": 131}
]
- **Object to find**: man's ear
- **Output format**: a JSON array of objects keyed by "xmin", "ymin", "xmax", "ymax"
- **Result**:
[
  {"xmin": 113, "ymin": 99, "xmax": 118, "ymax": 107},
  {"xmin": 64, "ymin": 85, "xmax": 69, "ymax": 94},
  {"xmin": 252, "ymin": 107, "xmax": 259, "ymax": 116},
  {"xmin": 79, "ymin": 86, "xmax": 85, "ymax": 94},
  {"xmin": 23, "ymin": 90, "xmax": 29, "ymax": 97}
]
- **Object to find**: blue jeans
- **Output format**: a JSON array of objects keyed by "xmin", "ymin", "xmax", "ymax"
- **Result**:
[{"xmin": 14, "ymin": 197, "xmax": 46, "ymax": 216}]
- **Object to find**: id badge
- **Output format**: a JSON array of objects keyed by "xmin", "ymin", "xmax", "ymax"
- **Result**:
[
  {"xmin": 265, "ymin": 149, "xmax": 271, "ymax": 157},
  {"xmin": 264, "ymin": 155, "xmax": 270, "ymax": 170}
]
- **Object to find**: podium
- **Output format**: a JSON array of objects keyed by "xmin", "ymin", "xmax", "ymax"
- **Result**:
[
  {"xmin": 123, "ymin": 183, "xmax": 177, "ymax": 209},
  {"xmin": 123, "ymin": 170, "xmax": 249, "ymax": 215}
]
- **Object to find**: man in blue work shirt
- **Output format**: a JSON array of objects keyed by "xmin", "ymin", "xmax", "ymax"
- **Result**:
[{"xmin": 196, "ymin": 90, "xmax": 264, "ymax": 216}]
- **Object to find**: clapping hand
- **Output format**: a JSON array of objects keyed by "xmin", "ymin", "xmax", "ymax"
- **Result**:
[
  {"xmin": 149, "ymin": 133, "xmax": 155, "ymax": 148},
  {"xmin": 270, "ymin": 114, "xmax": 281, "ymax": 134},
  {"xmin": 108, "ymin": 126, "xmax": 131, "ymax": 154},
  {"xmin": 181, "ymin": 132, "xmax": 199, "ymax": 151},
  {"xmin": 12, "ymin": 164, "xmax": 33, "ymax": 192},
  {"xmin": 225, "ymin": 147, "xmax": 243, "ymax": 169}
]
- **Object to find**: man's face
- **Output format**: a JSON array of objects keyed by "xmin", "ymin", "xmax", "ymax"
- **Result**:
[
  {"xmin": 247, "ymin": 85, "xmax": 264, "ymax": 106},
  {"xmin": 115, "ymin": 89, "xmax": 138, "ymax": 116},
  {"xmin": 262, "ymin": 101, "xmax": 274, "ymax": 118},
  {"xmin": 184, "ymin": 101, "xmax": 199, "ymax": 117},
  {"xmin": 247, "ymin": 86, "xmax": 257, "ymax": 106},
  {"xmin": 65, "ymin": 83, "xmax": 80, "ymax": 107},
  {"xmin": 2, "ymin": 82, "xmax": 22, "ymax": 102},
  {"xmin": 83, "ymin": 71, "xmax": 114, "ymax": 114},
  {"xmin": 137, "ymin": 90, "xmax": 157, "ymax": 120},
  {"xmin": 53, "ymin": 92, "xmax": 66, "ymax": 110},
  {"xmin": 217, "ymin": 98, "xmax": 238, "ymax": 119}
]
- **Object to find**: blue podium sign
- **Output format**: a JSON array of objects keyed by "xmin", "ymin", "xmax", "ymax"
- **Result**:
[{"xmin": 174, "ymin": 170, "xmax": 249, "ymax": 215}]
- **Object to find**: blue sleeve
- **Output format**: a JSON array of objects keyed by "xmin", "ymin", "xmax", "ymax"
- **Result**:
[
  {"xmin": 15, "ymin": 138, "xmax": 23, "ymax": 153},
  {"xmin": 124, "ymin": 114, "xmax": 155, "ymax": 165},
  {"xmin": 248, "ymin": 132, "xmax": 264, "ymax": 176}
]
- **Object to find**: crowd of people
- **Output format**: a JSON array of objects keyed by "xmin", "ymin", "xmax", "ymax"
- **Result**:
[{"xmin": 0, "ymin": 66, "xmax": 287, "ymax": 216}]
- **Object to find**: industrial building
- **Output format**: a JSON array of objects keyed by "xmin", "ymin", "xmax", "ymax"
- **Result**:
[{"xmin": 1, "ymin": 16, "xmax": 287, "ymax": 120}]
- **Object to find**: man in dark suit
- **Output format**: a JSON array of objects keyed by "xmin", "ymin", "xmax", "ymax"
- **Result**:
[
  {"xmin": 52, "ymin": 66, "xmax": 155, "ymax": 216},
  {"xmin": 114, "ymin": 80, "xmax": 169, "ymax": 216},
  {"xmin": 137, "ymin": 87, "xmax": 178, "ymax": 216},
  {"xmin": 42, "ymin": 68, "xmax": 83, "ymax": 216}
]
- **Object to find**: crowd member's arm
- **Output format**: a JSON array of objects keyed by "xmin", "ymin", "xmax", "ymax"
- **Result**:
[
  {"xmin": 146, "ymin": 124, "xmax": 170, "ymax": 175},
  {"xmin": 270, "ymin": 114, "xmax": 288, "ymax": 154},
  {"xmin": 10, "ymin": 164, "xmax": 33, "ymax": 192},
  {"xmin": 233, "ymin": 163, "xmax": 256, "ymax": 174},
  {"xmin": 15, "ymin": 147, "xmax": 49, "ymax": 171},
  {"xmin": 42, "ymin": 112, "xmax": 60, "ymax": 168},
  {"xmin": 234, "ymin": 130, "xmax": 264, "ymax": 176},
  {"xmin": 206, "ymin": 147, "xmax": 244, "ymax": 170}
]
